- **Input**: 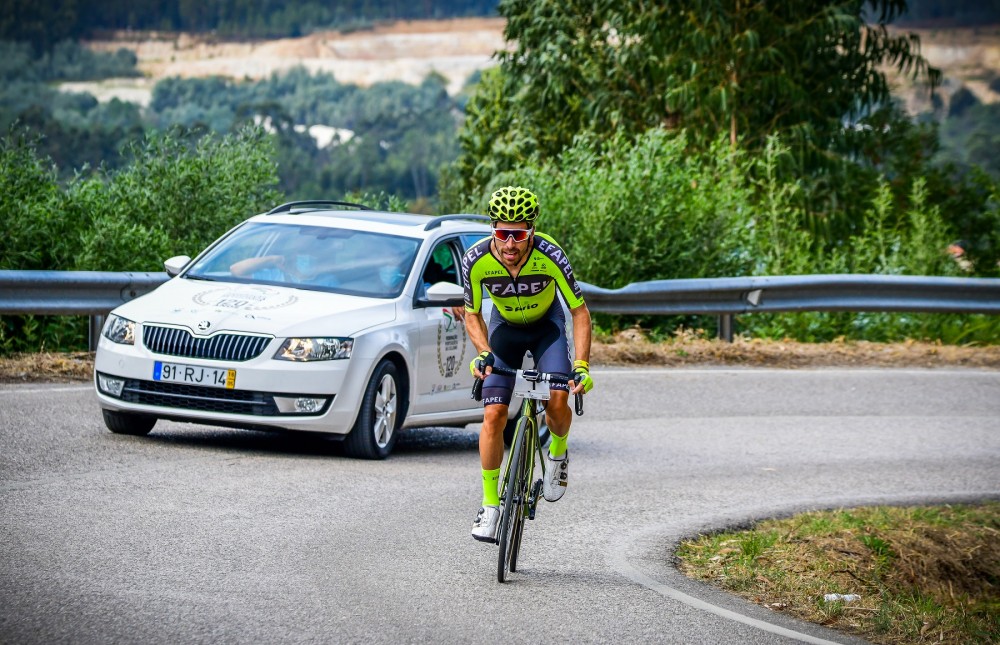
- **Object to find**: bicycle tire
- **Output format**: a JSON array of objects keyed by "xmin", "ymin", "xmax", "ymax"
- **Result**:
[
  {"xmin": 503, "ymin": 408, "xmax": 551, "ymax": 449},
  {"xmin": 508, "ymin": 416, "xmax": 532, "ymax": 572},
  {"xmin": 497, "ymin": 415, "xmax": 528, "ymax": 583}
]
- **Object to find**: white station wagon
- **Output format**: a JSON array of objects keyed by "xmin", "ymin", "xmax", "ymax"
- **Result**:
[{"xmin": 94, "ymin": 200, "xmax": 495, "ymax": 458}]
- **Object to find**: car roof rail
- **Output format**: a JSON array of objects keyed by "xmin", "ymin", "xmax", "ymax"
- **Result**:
[
  {"xmin": 424, "ymin": 214, "xmax": 491, "ymax": 230},
  {"xmin": 266, "ymin": 200, "xmax": 374, "ymax": 214}
]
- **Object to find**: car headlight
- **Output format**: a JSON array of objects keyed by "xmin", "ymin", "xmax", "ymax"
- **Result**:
[
  {"xmin": 102, "ymin": 314, "xmax": 136, "ymax": 345},
  {"xmin": 273, "ymin": 337, "xmax": 353, "ymax": 361}
]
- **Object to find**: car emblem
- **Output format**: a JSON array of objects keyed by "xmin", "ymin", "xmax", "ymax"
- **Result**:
[{"xmin": 197, "ymin": 320, "xmax": 211, "ymax": 331}]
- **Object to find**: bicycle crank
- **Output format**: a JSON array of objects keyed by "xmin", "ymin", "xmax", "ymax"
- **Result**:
[{"xmin": 528, "ymin": 479, "xmax": 542, "ymax": 520}]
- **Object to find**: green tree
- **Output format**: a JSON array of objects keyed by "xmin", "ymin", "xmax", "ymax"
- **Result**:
[
  {"xmin": 447, "ymin": 0, "xmax": 939, "ymax": 209},
  {"xmin": 0, "ymin": 127, "xmax": 64, "ymax": 269},
  {"xmin": 71, "ymin": 126, "xmax": 282, "ymax": 271}
]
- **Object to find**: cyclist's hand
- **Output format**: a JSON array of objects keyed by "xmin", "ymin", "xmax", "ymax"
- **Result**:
[
  {"xmin": 570, "ymin": 359, "xmax": 593, "ymax": 394},
  {"xmin": 470, "ymin": 350, "xmax": 494, "ymax": 378}
]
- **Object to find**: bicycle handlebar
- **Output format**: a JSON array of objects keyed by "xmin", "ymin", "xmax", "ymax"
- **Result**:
[{"xmin": 470, "ymin": 366, "xmax": 584, "ymax": 415}]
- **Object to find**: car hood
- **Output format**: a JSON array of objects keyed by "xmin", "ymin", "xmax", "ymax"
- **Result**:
[{"xmin": 113, "ymin": 278, "xmax": 396, "ymax": 337}]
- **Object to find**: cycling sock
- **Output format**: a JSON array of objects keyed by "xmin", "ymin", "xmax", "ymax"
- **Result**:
[
  {"xmin": 549, "ymin": 430, "xmax": 569, "ymax": 459},
  {"xmin": 482, "ymin": 468, "xmax": 501, "ymax": 507}
]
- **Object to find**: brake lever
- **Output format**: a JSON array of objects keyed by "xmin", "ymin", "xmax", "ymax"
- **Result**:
[
  {"xmin": 471, "ymin": 377, "xmax": 483, "ymax": 401},
  {"xmin": 574, "ymin": 393, "xmax": 584, "ymax": 416}
]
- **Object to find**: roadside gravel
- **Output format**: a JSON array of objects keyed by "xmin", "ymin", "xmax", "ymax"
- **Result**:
[{"xmin": 2, "ymin": 335, "xmax": 998, "ymax": 384}]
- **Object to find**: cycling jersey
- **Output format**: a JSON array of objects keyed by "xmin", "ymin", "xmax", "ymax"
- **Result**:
[{"xmin": 461, "ymin": 232, "xmax": 585, "ymax": 326}]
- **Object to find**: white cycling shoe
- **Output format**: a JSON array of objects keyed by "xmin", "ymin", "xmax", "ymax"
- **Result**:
[
  {"xmin": 542, "ymin": 451, "xmax": 569, "ymax": 502},
  {"xmin": 471, "ymin": 505, "xmax": 501, "ymax": 542}
]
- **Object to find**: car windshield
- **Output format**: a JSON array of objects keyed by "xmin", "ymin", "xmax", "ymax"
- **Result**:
[{"xmin": 184, "ymin": 222, "xmax": 421, "ymax": 298}]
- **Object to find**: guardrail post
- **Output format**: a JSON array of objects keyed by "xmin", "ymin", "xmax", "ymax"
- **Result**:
[
  {"xmin": 717, "ymin": 314, "xmax": 734, "ymax": 342},
  {"xmin": 89, "ymin": 315, "xmax": 105, "ymax": 351}
]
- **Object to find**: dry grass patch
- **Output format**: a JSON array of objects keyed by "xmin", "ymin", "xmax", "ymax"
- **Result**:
[
  {"xmin": 677, "ymin": 503, "xmax": 1000, "ymax": 644},
  {"xmin": 0, "ymin": 351, "xmax": 95, "ymax": 383},
  {"xmin": 3, "ymin": 332, "xmax": 1000, "ymax": 383},
  {"xmin": 594, "ymin": 328, "xmax": 1000, "ymax": 369}
]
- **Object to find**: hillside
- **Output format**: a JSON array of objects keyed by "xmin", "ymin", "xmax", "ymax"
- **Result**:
[
  {"xmin": 888, "ymin": 25, "xmax": 1000, "ymax": 113},
  {"xmin": 78, "ymin": 18, "xmax": 508, "ymax": 101},
  {"xmin": 69, "ymin": 19, "xmax": 1000, "ymax": 115}
]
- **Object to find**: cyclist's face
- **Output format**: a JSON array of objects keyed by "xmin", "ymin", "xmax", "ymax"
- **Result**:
[{"xmin": 492, "ymin": 222, "xmax": 532, "ymax": 269}]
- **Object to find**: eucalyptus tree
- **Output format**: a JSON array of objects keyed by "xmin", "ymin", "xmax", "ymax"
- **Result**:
[{"xmin": 450, "ymin": 0, "xmax": 939, "ymax": 210}]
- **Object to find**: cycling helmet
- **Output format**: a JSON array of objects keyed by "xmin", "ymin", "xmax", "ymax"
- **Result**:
[{"xmin": 488, "ymin": 186, "xmax": 539, "ymax": 223}]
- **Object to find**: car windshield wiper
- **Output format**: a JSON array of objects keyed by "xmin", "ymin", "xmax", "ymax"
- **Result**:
[{"xmin": 183, "ymin": 274, "xmax": 216, "ymax": 281}]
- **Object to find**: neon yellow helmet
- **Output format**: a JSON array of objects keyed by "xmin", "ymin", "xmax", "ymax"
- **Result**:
[{"xmin": 488, "ymin": 186, "xmax": 539, "ymax": 223}]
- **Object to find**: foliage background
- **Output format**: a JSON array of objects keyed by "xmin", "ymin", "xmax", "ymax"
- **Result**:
[
  {"xmin": 0, "ymin": 126, "xmax": 281, "ymax": 352},
  {"xmin": 2, "ymin": 1, "xmax": 1000, "ymax": 353},
  {"xmin": 441, "ymin": 0, "xmax": 1000, "ymax": 343}
]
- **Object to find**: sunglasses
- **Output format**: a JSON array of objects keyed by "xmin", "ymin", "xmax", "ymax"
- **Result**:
[{"xmin": 492, "ymin": 228, "xmax": 532, "ymax": 243}]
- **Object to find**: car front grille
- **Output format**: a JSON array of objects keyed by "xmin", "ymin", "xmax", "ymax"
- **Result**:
[
  {"xmin": 120, "ymin": 379, "xmax": 282, "ymax": 415},
  {"xmin": 142, "ymin": 325, "xmax": 272, "ymax": 362}
]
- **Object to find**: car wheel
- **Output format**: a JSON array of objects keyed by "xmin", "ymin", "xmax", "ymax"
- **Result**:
[
  {"xmin": 344, "ymin": 359, "xmax": 402, "ymax": 459},
  {"xmin": 502, "ymin": 408, "xmax": 550, "ymax": 448},
  {"xmin": 102, "ymin": 409, "xmax": 156, "ymax": 436}
]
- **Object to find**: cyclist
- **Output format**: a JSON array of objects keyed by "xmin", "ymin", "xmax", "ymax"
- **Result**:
[{"xmin": 463, "ymin": 186, "xmax": 594, "ymax": 542}]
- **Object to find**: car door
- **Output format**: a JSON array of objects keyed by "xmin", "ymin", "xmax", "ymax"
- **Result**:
[{"xmin": 410, "ymin": 236, "xmax": 481, "ymax": 415}]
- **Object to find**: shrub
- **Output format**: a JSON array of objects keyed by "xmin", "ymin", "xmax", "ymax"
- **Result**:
[
  {"xmin": 482, "ymin": 129, "xmax": 760, "ymax": 288},
  {"xmin": 0, "ymin": 124, "xmax": 282, "ymax": 353},
  {"xmin": 71, "ymin": 126, "xmax": 282, "ymax": 271}
]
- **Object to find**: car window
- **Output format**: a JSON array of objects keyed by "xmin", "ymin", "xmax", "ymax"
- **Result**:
[
  {"xmin": 423, "ymin": 241, "xmax": 460, "ymax": 284},
  {"xmin": 184, "ymin": 222, "xmax": 421, "ymax": 298},
  {"xmin": 459, "ymin": 234, "xmax": 488, "ymax": 252},
  {"xmin": 417, "ymin": 239, "xmax": 463, "ymax": 299}
]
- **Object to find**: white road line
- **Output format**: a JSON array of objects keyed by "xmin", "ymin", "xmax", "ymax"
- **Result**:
[
  {"xmin": 609, "ymin": 526, "xmax": 844, "ymax": 645},
  {"xmin": 0, "ymin": 385, "xmax": 92, "ymax": 395},
  {"xmin": 609, "ymin": 492, "xmax": 998, "ymax": 644}
]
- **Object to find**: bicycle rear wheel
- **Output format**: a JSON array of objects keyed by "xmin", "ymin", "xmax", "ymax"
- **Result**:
[{"xmin": 497, "ymin": 416, "xmax": 529, "ymax": 583}]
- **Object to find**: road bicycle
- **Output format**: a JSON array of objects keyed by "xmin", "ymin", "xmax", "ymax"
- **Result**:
[{"xmin": 473, "ymin": 365, "xmax": 583, "ymax": 582}]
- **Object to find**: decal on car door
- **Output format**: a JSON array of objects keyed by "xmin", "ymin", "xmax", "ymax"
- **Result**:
[{"xmin": 436, "ymin": 308, "xmax": 466, "ymax": 379}]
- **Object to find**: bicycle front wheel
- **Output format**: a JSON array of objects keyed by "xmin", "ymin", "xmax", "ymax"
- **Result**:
[{"xmin": 497, "ymin": 415, "xmax": 529, "ymax": 583}]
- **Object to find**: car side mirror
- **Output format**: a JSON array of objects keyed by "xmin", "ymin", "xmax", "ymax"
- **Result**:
[
  {"xmin": 420, "ymin": 281, "xmax": 464, "ymax": 307},
  {"xmin": 164, "ymin": 255, "xmax": 192, "ymax": 277}
]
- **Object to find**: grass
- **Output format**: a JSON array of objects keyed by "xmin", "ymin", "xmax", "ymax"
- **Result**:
[{"xmin": 676, "ymin": 503, "xmax": 1000, "ymax": 644}]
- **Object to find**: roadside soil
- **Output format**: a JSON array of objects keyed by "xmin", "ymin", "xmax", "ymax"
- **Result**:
[{"xmin": 3, "ymin": 335, "xmax": 999, "ymax": 384}]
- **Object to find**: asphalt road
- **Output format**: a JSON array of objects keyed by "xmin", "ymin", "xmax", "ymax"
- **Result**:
[{"xmin": 2, "ymin": 368, "xmax": 998, "ymax": 644}]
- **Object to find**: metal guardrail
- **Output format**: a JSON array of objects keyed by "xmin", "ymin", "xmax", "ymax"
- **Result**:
[
  {"xmin": 0, "ymin": 271, "xmax": 167, "ymax": 315},
  {"xmin": 0, "ymin": 271, "xmax": 168, "ymax": 349},
  {"xmin": 580, "ymin": 274, "xmax": 1000, "ymax": 340},
  {"xmin": 2, "ymin": 271, "xmax": 1000, "ymax": 347}
]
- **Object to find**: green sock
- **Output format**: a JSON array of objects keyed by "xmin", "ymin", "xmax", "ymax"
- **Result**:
[
  {"xmin": 482, "ymin": 468, "xmax": 500, "ymax": 507},
  {"xmin": 549, "ymin": 430, "xmax": 569, "ymax": 459}
]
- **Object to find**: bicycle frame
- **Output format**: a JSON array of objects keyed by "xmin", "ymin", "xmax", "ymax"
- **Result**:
[
  {"xmin": 471, "ymin": 365, "xmax": 581, "ymax": 583},
  {"xmin": 497, "ymin": 387, "xmax": 544, "ymax": 581}
]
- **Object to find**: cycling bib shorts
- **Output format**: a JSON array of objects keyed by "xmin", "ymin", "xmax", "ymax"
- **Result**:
[{"xmin": 480, "ymin": 304, "xmax": 572, "ymax": 406}]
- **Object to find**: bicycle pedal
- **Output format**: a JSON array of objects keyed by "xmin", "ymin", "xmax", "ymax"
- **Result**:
[{"xmin": 528, "ymin": 479, "xmax": 543, "ymax": 519}]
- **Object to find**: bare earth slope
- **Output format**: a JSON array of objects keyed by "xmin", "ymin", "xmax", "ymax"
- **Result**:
[
  {"xmin": 73, "ymin": 19, "xmax": 999, "ymax": 106},
  {"xmin": 82, "ymin": 18, "xmax": 509, "ymax": 97}
]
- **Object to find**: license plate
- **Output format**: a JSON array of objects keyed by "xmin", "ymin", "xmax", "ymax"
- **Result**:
[{"xmin": 153, "ymin": 361, "xmax": 236, "ymax": 389}]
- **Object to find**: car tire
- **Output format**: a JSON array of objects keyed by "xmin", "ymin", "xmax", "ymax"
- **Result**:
[
  {"xmin": 102, "ymin": 409, "xmax": 156, "ymax": 436},
  {"xmin": 344, "ymin": 359, "xmax": 402, "ymax": 459},
  {"xmin": 502, "ymin": 408, "xmax": 550, "ymax": 448}
]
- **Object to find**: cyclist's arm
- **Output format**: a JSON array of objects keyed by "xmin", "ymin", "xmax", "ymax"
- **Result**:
[
  {"xmin": 569, "ymin": 302, "xmax": 592, "ymax": 394},
  {"xmin": 465, "ymin": 309, "xmax": 492, "ymax": 378}
]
